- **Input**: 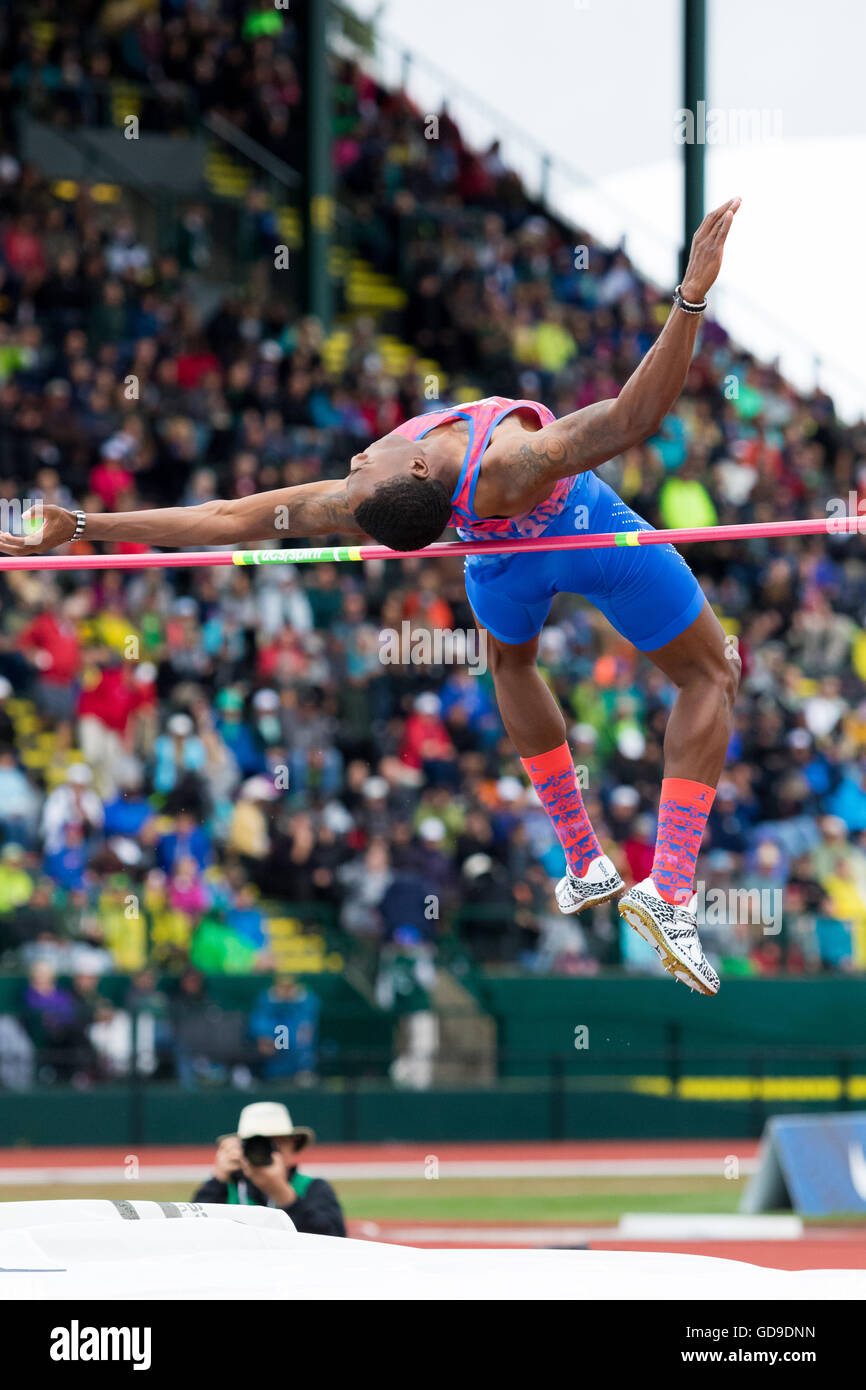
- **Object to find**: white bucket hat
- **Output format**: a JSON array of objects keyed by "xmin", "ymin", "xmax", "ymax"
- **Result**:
[{"xmin": 235, "ymin": 1102, "xmax": 314, "ymax": 1151}]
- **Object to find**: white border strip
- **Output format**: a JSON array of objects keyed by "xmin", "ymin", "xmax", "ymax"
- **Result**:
[{"xmin": 0, "ymin": 1157, "xmax": 758, "ymax": 1185}]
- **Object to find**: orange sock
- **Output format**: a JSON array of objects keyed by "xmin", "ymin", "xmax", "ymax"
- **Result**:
[
  {"xmin": 652, "ymin": 777, "xmax": 716, "ymax": 906},
  {"xmin": 520, "ymin": 742, "xmax": 602, "ymax": 878}
]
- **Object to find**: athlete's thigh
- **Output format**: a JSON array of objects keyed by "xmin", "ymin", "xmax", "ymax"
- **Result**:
[
  {"xmin": 589, "ymin": 539, "xmax": 706, "ymax": 652},
  {"xmin": 463, "ymin": 552, "xmax": 554, "ymax": 646},
  {"xmin": 565, "ymin": 478, "xmax": 705, "ymax": 652}
]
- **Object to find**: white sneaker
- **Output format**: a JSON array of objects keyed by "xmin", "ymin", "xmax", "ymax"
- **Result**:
[
  {"xmin": 618, "ymin": 877, "xmax": 720, "ymax": 996},
  {"xmin": 555, "ymin": 854, "xmax": 624, "ymax": 915}
]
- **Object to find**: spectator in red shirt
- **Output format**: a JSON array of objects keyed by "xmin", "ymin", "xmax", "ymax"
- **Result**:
[
  {"xmin": 175, "ymin": 334, "xmax": 221, "ymax": 390},
  {"xmin": 20, "ymin": 596, "xmax": 82, "ymax": 724},
  {"xmin": 400, "ymin": 693, "xmax": 457, "ymax": 788},
  {"xmin": 622, "ymin": 813, "xmax": 656, "ymax": 885},
  {"xmin": 90, "ymin": 444, "xmax": 134, "ymax": 511},
  {"xmin": 77, "ymin": 661, "xmax": 155, "ymax": 797},
  {"xmin": 1, "ymin": 215, "xmax": 46, "ymax": 279}
]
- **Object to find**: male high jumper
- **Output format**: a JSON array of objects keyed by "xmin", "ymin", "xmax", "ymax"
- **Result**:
[{"xmin": 2, "ymin": 199, "xmax": 740, "ymax": 995}]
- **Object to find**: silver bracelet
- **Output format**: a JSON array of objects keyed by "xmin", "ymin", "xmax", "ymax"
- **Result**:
[
  {"xmin": 673, "ymin": 284, "xmax": 707, "ymax": 314},
  {"xmin": 71, "ymin": 509, "xmax": 86, "ymax": 541}
]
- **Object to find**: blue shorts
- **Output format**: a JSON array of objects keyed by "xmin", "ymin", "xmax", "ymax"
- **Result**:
[{"xmin": 463, "ymin": 472, "xmax": 705, "ymax": 651}]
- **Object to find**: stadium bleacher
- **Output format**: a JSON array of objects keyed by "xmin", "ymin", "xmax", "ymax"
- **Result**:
[{"xmin": 0, "ymin": 0, "xmax": 865, "ymax": 1089}]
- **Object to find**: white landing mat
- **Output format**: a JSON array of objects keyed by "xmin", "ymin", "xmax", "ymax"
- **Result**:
[{"xmin": 0, "ymin": 1201, "xmax": 863, "ymax": 1301}]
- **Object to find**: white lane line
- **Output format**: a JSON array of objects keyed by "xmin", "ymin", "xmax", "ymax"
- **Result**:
[
  {"xmin": 0, "ymin": 1158, "xmax": 757, "ymax": 1184},
  {"xmin": 356, "ymin": 1225, "xmax": 615, "ymax": 1245}
]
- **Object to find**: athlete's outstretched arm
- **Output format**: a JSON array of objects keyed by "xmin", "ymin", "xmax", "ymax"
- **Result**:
[
  {"xmin": 504, "ymin": 197, "xmax": 740, "ymax": 497},
  {"xmin": 0, "ymin": 478, "xmax": 367, "ymax": 556}
]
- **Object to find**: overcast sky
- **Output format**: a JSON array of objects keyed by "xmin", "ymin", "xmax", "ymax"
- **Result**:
[{"xmin": 352, "ymin": 0, "xmax": 866, "ymax": 420}]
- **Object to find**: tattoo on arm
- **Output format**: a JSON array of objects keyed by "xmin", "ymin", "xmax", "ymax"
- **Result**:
[
  {"xmin": 509, "ymin": 402, "xmax": 618, "ymax": 492},
  {"xmin": 288, "ymin": 490, "xmax": 366, "ymax": 538}
]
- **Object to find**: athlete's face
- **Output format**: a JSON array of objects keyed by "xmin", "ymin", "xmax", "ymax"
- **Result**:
[{"xmin": 346, "ymin": 435, "xmax": 425, "ymax": 505}]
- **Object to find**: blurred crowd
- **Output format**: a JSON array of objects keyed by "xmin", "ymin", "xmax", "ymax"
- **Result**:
[
  {"xmin": 2, "ymin": 0, "xmax": 303, "ymax": 157},
  {"xmin": 0, "ymin": 0, "xmax": 862, "ymax": 1016},
  {"xmin": 0, "ymin": 962, "xmax": 322, "ymax": 1089}
]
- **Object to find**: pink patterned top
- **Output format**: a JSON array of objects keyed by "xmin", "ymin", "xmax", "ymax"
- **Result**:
[{"xmin": 389, "ymin": 396, "xmax": 580, "ymax": 541}]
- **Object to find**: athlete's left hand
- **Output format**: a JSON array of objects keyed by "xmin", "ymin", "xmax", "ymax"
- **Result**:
[
  {"xmin": 680, "ymin": 196, "xmax": 741, "ymax": 301},
  {"xmin": 0, "ymin": 504, "xmax": 77, "ymax": 556}
]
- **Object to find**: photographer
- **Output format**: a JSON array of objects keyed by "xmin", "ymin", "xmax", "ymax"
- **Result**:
[{"xmin": 193, "ymin": 1102, "xmax": 346, "ymax": 1237}]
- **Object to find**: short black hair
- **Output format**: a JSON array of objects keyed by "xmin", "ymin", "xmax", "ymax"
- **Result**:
[{"xmin": 352, "ymin": 475, "xmax": 452, "ymax": 551}]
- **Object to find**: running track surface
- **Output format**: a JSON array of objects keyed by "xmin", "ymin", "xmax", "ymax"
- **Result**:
[
  {"xmin": 355, "ymin": 1222, "xmax": 866, "ymax": 1269},
  {"xmin": 0, "ymin": 1140, "xmax": 760, "ymax": 1168}
]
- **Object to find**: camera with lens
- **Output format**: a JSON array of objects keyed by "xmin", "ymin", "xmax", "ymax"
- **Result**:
[{"xmin": 241, "ymin": 1134, "xmax": 277, "ymax": 1167}]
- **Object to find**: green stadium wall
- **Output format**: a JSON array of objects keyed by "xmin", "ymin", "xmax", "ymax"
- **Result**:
[{"xmin": 0, "ymin": 975, "xmax": 864, "ymax": 1145}]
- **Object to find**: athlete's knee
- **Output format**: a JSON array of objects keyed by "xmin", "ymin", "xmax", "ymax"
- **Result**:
[
  {"xmin": 665, "ymin": 633, "xmax": 740, "ymax": 709},
  {"xmin": 723, "ymin": 642, "xmax": 743, "ymax": 701},
  {"xmin": 650, "ymin": 605, "xmax": 741, "ymax": 711},
  {"xmin": 700, "ymin": 640, "xmax": 741, "ymax": 709}
]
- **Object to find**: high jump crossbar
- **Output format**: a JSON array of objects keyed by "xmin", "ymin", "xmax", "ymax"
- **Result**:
[{"xmin": 0, "ymin": 514, "xmax": 857, "ymax": 572}]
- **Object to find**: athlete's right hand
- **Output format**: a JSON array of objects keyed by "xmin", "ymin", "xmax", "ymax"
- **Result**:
[
  {"xmin": 680, "ymin": 196, "xmax": 741, "ymax": 302},
  {"xmin": 0, "ymin": 504, "xmax": 77, "ymax": 556}
]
